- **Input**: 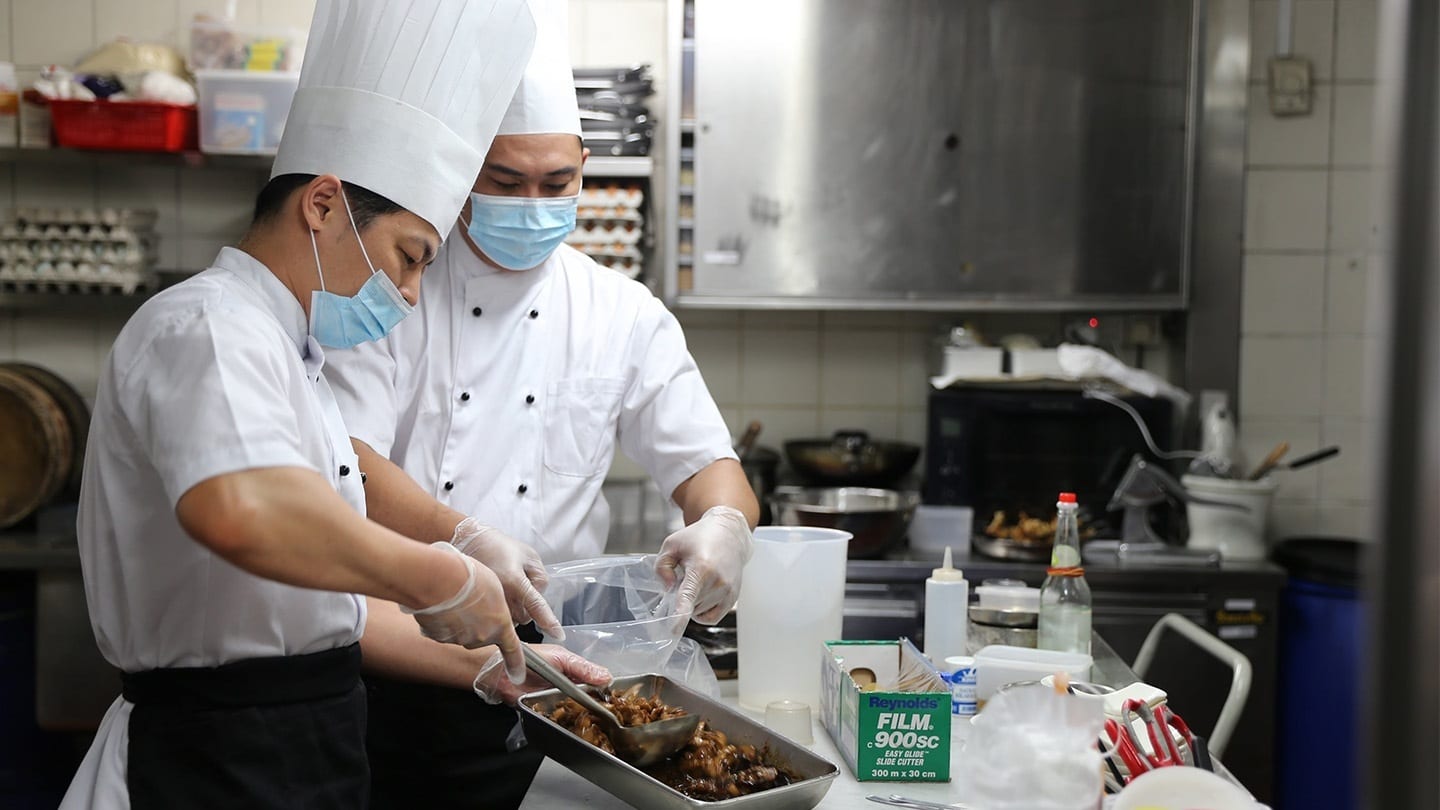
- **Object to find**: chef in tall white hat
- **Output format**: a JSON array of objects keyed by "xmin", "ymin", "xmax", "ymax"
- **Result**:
[
  {"xmin": 58, "ymin": 2, "xmax": 555, "ymax": 807},
  {"xmin": 326, "ymin": 1, "xmax": 757, "ymax": 806}
]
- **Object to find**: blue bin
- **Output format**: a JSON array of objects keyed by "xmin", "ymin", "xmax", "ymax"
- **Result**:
[
  {"xmin": 1273, "ymin": 538, "xmax": 1363, "ymax": 810},
  {"xmin": 0, "ymin": 576, "xmax": 72, "ymax": 809}
]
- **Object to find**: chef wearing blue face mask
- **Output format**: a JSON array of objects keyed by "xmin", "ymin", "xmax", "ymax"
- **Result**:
[
  {"xmin": 59, "ymin": 2, "xmax": 544, "ymax": 807},
  {"xmin": 326, "ymin": 2, "xmax": 756, "ymax": 807}
]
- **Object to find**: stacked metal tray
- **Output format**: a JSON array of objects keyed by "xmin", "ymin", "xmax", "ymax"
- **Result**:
[
  {"xmin": 574, "ymin": 65, "xmax": 654, "ymax": 156},
  {"xmin": 518, "ymin": 674, "xmax": 839, "ymax": 809}
]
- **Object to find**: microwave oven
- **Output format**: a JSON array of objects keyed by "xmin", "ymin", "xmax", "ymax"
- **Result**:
[{"xmin": 923, "ymin": 386, "xmax": 1175, "ymax": 537}]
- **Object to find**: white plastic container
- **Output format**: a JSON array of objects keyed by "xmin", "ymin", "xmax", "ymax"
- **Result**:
[
  {"xmin": 974, "ymin": 581, "xmax": 1041, "ymax": 612},
  {"xmin": 1182, "ymin": 474, "xmax": 1278, "ymax": 560},
  {"xmin": 943, "ymin": 346, "xmax": 1004, "ymax": 379},
  {"xmin": 737, "ymin": 527, "xmax": 851, "ymax": 712},
  {"xmin": 909, "ymin": 505, "xmax": 973, "ymax": 553},
  {"xmin": 196, "ymin": 69, "xmax": 299, "ymax": 155},
  {"xmin": 973, "ymin": 644, "xmax": 1092, "ymax": 701},
  {"xmin": 1008, "ymin": 348, "xmax": 1065, "ymax": 377},
  {"xmin": 1115, "ymin": 767, "xmax": 1268, "ymax": 810}
]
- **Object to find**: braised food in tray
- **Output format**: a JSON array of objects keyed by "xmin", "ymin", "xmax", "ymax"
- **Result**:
[
  {"xmin": 985, "ymin": 509, "xmax": 1097, "ymax": 544},
  {"xmin": 544, "ymin": 686, "xmax": 801, "ymax": 801}
]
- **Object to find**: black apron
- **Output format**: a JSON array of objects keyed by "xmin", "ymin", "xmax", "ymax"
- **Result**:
[
  {"xmin": 123, "ymin": 643, "xmax": 368, "ymax": 810},
  {"xmin": 365, "ymin": 626, "xmax": 544, "ymax": 810}
]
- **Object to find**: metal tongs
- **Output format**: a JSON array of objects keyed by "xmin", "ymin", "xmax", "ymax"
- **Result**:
[
  {"xmin": 866, "ymin": 795, "xmax": 969, "ymax": 809},
  {"xmin": 1102, "ymin": 697, "xmax": 1211, "ymax": 788},
  {"xmin": 523, "ymin": 646, "xmax": 699, "ymax": 767}
]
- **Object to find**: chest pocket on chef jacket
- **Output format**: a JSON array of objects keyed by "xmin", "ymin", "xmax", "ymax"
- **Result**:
[{"xmin": 543, "ymin": 377, "xmax": 627, "ymax": 477}]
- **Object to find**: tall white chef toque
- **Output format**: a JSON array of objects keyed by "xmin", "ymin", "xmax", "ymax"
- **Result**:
[
  {"xmin": 272, "ymin": 0, "xmax": 537, "ymax": 237},
  {"xmin": 496, "ymin": 0, "xmax": 581, "ymax": 136}
]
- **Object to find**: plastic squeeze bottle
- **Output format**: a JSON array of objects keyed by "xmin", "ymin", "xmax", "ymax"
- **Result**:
[
  {"xmin": 1038, "ymin": 492, "xmax": 1093, "ymax": 655},
  {"xmin": 924, "ymin": 546, "xmax": 969, "ymax": 664}
]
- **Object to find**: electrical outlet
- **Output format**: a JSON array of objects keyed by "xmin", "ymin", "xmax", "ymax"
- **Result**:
[
  {"xmin": 1269, "ymin": 56, "xmax": 1313, "ymax": 116},
  {"xmin": 1123, "ymin": 314, "xmax": 1164, "ymax": 347}
]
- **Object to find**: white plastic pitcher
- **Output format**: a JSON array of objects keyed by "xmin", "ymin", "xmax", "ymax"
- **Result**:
[{"xmin": 736, "ymin": 527, "xmax": 850, "ymax": 712}]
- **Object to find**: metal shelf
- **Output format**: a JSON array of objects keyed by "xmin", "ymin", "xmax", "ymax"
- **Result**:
[
  {"xmin": 584, "ymin": 155, "xmax": 653, "ymax": 177},
  {"xmin": 0, "ymin": 269, "xmax": 196, "ymax": 310},
  {"xmin": 0, "ymin": 147, "xmax": 273, "ymax": 170}
]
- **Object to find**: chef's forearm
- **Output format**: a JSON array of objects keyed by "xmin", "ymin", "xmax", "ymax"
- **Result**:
[
  {"xmin": 671, "ymin": 458, "xmax": 760, "ymax": 527},
  {"xmin": 361, "ymin": 596, "xmax": 490, "ymax": 689},
  {"xmin": 175, "ymin": 466, "xmax": 468, "ymax": 611},
  {"xmin": 352, "ymin": 439, "xmax": 468, "ymax": 542}
]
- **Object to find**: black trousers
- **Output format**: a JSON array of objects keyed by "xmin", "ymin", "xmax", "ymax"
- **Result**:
[
  {"xmin": 123, "ymin": 643, "xmax": 368, "ymax": 810},
  {"xmin": 365, "ymin": 626, "xmax": 545, "ymax": 810}
]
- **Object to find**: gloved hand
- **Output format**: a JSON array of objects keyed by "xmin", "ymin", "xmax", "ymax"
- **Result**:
[
  {"xmin": 655, "ymin": 505, "xmax": 754, "ymax": 624},
  {"xmin": 473, "ymin": 643, "xmax": 612, "ymax": 706},
  {"xmin": 404, "ymin": 542, "xmax": 525, "ymax": 683},
  {"xmin": 451, "ymin": 517, "xmax": 564, "ymax": 640}
]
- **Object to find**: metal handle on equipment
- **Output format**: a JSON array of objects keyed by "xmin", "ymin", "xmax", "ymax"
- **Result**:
[{"xmin": 1131, "ymin": 612, "xmax": 1252, "ymax": 758}]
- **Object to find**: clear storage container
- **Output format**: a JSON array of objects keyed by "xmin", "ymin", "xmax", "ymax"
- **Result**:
[{"xmin": 196, "ymin": 69, "xmax": 299, "ymax": 155}]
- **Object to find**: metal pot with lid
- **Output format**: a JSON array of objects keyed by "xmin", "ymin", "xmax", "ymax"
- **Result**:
[{"xmin": 784, "ymin": 430, "xmax": 921, "ymax": 488}]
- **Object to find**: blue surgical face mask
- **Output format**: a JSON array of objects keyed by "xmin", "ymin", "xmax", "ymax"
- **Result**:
[
  {"xmin": 464, "ymin": 192, "xmax": 578, "ymax": 271},
  {"xmin": 308, "ymin": 191, "xmax": 415, "ymax": 349}
]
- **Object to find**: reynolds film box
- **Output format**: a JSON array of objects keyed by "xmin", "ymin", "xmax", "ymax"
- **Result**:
[{"xmin": 820, "ymin": 638, "xmax": 951, "ymax": 782}]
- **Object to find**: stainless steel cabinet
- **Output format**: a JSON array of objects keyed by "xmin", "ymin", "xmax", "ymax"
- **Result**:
[{"xmin": 662, "ymin": 0, "xmax": 1248, "ymax": 313}]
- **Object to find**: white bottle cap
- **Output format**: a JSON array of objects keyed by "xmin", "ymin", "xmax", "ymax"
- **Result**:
[
  {"xmin": 930, "ymin": 546, "xmax": 967, "ymax": 582},
  {"xmin": 942, "ymin": 655, "xmax": 976, "ymax": 673}
]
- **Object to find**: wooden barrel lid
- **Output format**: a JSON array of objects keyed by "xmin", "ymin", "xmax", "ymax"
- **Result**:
[
  {"xmin": 0, "ymin": 366, "xmax": 72, "ymax": 528},
  {"xmin": 3, "ymin": 363, "xmax": 90, "ymax": 497}
]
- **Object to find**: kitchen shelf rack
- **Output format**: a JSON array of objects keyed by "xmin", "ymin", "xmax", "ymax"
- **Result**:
[
  {"xmin": 0, "ymin": 146, "xmax": 272, "ymax": 170},
  {"xmin": 580, "ymin": 155, "xmax": 653, "ymax": 177}
]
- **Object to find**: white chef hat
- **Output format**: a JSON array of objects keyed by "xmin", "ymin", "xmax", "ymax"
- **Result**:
[
  {"xmin": 272, "ymin": 0, "xmax": 536, "ymax": 236},
  {"xmin": 496, "ymin": 0, "xmax": 582, "ymax": 137}
]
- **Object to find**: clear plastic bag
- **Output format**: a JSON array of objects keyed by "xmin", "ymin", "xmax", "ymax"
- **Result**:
[
  {"xmin": 541, "ymin": 555, "xmax": 719, "ymax": 698},
  {"xmin": 962, "ymin": 683, "xmax": 1106, "ymax": 810}
]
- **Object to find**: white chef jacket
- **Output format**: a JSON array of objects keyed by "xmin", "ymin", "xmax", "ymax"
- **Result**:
[
  {"xmin": 326, "ymin": 239, "xmax": 736, "ymax": 562},
  {"xmin": 61, "ymin": 246, "xmax": 367, "ymax": 809}
]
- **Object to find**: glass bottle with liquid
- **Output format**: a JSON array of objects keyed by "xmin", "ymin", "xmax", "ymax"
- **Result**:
[{"xmin": 1038, "ymin": 492, "xmax": 1092, "ymax": 655}]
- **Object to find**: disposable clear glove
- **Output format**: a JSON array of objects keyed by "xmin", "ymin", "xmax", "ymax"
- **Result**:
[
  {"xmin": 403, "ymin": 542, "xmax": 525, "ymax": 682},
  {"xmin": 472, "ymin": 643, "xmax": 613, "ymax": 706},
  {"xmin": 655, "ymin": 505, "xmax": 754, "ymax": 624},
  {"xmin": 450, "ymin": 517, "xmax": 564, "ymax": 640}
]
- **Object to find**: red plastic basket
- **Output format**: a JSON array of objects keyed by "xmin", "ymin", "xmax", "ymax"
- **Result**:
[{"xmin": 48, "ymin": 99, "xmax": 198, "ymax": 152}]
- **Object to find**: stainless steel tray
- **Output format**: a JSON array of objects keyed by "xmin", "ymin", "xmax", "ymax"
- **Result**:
[{"xmin": 518, "ymin": 674, "xmax": 839, "ymax": 810}]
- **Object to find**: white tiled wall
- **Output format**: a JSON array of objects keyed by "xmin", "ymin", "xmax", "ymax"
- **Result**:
[
  {"xmin": 1240, "ymin": 0, "xmax": 1381, "ymax": 541},
  {"xmin": 0, "ymin": 0, "xmax": 1386, "ymax": 550}
]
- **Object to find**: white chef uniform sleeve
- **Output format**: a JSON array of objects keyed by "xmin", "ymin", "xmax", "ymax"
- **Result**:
[
  {"xmin": 324, "ymin": 333, "xmax": 402, "ymax": 456},
  {"xmin": 616, "ymin": 298, "xmax": 739, "ymax": 500},
  {"xmin": 114, "ymin": 307, "xmax": 317, "ymax": 507}
]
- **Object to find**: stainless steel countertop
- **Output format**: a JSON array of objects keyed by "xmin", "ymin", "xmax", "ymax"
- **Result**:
[
  {"xmin": 0, "ymin": 506, "xmax": 1288, "ymax": 588},
  {"xmin": 0, "ymin": 506, "xmax": 79, "ymax": 570},
  {"xmin": 848, "ymin": 549, "xmax": 1288, "ymax": 588}
]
